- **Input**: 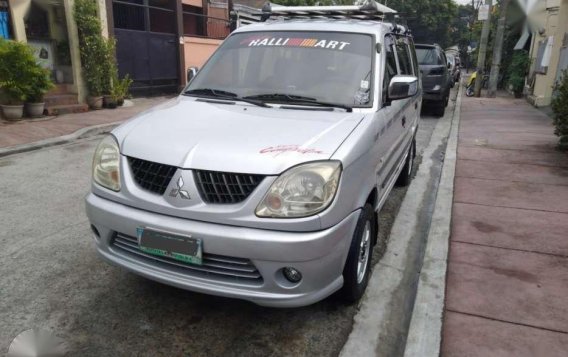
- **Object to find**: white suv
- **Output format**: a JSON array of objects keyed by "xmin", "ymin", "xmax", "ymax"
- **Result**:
[{"xmin": 86, "ymin": 2, "xmax": 422, "ymax": 307}]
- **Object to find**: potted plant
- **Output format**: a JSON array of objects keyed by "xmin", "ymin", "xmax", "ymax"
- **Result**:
[
  {"xmin": 74, "ymin": 0, "xmax": 108, "ymax": 109},
  {"xmin": 82, "ymin": 36, "xmax": 105, "ymax": 109},
  {"xmin": 114, "ymin": 74, "xmax": 132, "ymax": 106},
  {"xmin": 0, "ymin": 39, "xmax": 34, "ymax": 120},
  {"xmin": 25, "ymin": 66, "xmax": 54, "ymax": 118},
  {"xmin": 104, "ymin": 93, "xmax": 118, "ymax": 109}
]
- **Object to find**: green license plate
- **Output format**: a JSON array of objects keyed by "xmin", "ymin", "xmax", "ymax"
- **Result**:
[{"xmin": 137, "ymin": 228, "xmax": 202, "ymax": 265}]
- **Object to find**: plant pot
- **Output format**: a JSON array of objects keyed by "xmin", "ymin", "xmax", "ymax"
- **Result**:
[
  {"xmin": 87, "ymin": 96, "xmax": 103, "ymax": 110},
  {"xmin": 104, "ymin": 95, "xmax": 118, "ymax": 109},
  {"xmin": 25, "ymin": 102, "xmax": 45, "ymax": 118},
  {"xmin": 1, "ymin": 104, "xmax": 24, "ymax": 121},
  {"xmin": 117, "ymin": 97, "xmax": 125, "ymax": 106}
]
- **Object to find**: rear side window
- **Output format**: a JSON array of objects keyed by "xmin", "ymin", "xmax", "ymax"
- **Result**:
[
  {"xmin": 416, "ymin": 47, "xmax": 445, "ymax": 66},
  {"xmin": 395, "ymin": 38, "xmax": 413, "ymax": 75}
]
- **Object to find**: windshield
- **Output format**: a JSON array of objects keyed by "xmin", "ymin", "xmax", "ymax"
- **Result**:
[
  {"xmin": 186, "ymin": 31, "xmax": 374, "ymax": 107},
  {"xmin": 416, "ymin": 47, "xmax": 444, "ymax": 66}
]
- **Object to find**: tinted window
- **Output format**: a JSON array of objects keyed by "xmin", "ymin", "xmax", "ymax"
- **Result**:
[
  {"xmin": 396, "ymin": 39, "xmax": 413, "ymax": 75},
  {"xmin": 188, "ymin": 31, "xmax": 374, "ymax": 107},
  {"xmin": 383, "ymin": 36, "xmax": 397, "ymax": 102},
  {"xmin": 416, "ymin": 47, "xmax": 445, "ymax": 65}
]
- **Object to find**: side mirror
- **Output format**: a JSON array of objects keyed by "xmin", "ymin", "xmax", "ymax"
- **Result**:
[
  {"xmin": 187, "ymin": 67, "xmax": 199, "ymax": 83},
  {"xmin": 388, "ymin": 75, "xmax": 418, "ymax": 101}
]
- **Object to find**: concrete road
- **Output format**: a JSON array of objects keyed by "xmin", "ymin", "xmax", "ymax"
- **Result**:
[{"xmin": 0, "ymin": 92, "xmax": 453, "ymax": 356}]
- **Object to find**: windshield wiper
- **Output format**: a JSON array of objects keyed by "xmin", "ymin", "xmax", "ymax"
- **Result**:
[
  {"xmin": 243, "ymin": 93, "xmax": 353, "ymax": 112},
  {"xmin": 183, "ymin": 88, "xmax": 270, "ymax": 108}
]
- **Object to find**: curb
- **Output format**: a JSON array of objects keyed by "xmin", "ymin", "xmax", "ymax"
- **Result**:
[
  {"xmin": 0, "ymin": 121, "xmax": 124, "ymax": 158},
  {"xmin": 340, "ymin": 91, "xmax": 458, "ymax": 356},
  {"xmin": 403, "ymin": 85, "xmax": 463, "ymax": 356}
]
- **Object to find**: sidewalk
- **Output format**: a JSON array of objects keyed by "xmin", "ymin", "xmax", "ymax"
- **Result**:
[
  {"xmin": 442, "ymin": 94, "xmax": 568, "ymax": 355},
  {"xmin": 0, "ymin": 96, "xmax": 170, "ymax": 150}
]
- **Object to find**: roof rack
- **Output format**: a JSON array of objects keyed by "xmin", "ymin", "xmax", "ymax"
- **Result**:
[{"xmin": 260, "ymin": 1, "xmax": 397, "ymax": 22}]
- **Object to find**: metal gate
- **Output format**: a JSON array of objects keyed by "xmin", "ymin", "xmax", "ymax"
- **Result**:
[{"xmin": 112, "ymin": 0, "xmax": 179, "ymax": 94}]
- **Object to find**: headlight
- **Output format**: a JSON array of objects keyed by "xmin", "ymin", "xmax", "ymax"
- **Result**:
[
  {"xmin": 256, "ymin": 161, "xmax": 341, "ymax": 218},
  {"xmin": 92, "ymin": 135, "xmax": 121, "ymax": 191}
]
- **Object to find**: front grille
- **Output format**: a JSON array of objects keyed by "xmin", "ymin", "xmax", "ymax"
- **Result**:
[
  {"xmin": 128, "ymin": 157, "xmax": 177, "ymax": 195},
  {"xmin": 111, "ymin": 233, "xmax": 263, "ymax": 285},
  {"xmin": 194, "ymin": 170, "xmax": 264, "ymax": 204}
]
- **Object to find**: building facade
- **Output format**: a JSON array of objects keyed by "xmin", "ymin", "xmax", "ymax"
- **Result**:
[
  {"xmin": 4, "ymin": 0, "xmax": 248, "ymax": 105},
  {"xmin": 526, "ymin": 0, "xmax": 568, "ymax": 107}
]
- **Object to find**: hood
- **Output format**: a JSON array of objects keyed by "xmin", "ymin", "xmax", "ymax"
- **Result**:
[{"xmin": 115, "ymin": 97, "xmax": 365, "ymax": 175}]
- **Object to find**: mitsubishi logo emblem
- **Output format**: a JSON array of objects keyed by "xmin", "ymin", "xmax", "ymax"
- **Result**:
[{"xmin": 169, "ymin": 176, "xmax": 191, "ymax": 199}]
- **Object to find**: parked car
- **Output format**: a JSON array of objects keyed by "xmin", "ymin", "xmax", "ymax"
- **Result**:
[
  {"xmin": 446, "ymin": 52, "xmax": 461, "ymax": 85},
  {"xmin": 85, "ymin": 3, "xmax": 422, "ymax": 307},
  {"xmin": 416, "ymin": 44, "xmax": 451, "ymax": 117}
]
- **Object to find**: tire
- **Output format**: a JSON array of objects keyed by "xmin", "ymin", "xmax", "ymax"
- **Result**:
[
  {"xmin": 465, "ymin": 85, "xmax": 474, "ymax": 97},
  {"xmin": 433, "ymin": 100, "xmax": 446, "ymax": 117},
  {"xmin": 396, "ymin": 139, "xmax": 415, "ymax": 187},
  {"xmin": 444, "ymin": 92, "xmax": 450, "ymax": 107},
  {"xmin": 340, "ymin": 204, "xmax": 376, "ymax": 303}
]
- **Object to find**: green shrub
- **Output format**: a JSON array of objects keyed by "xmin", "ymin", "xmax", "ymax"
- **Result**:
[
  {"xmin": 103, "ymin": 38, "xmax": 118, "ymax": 95},
  {"xmin": 26, "ymin": 65, "xmax": 55, "ymax": 103},
  {"xmin": 74, "ymin": 0, "xmax": 101, "ymax": 38},
  {"xmin": 113, "ymin": 73, "xmax": 133, "ymax": 101},
  {"xmin": 507, "ymin": 50, "xmax": 530, "ymax": 96},
  {"xmin": 552, "ymin": 69, "xmax": 568, "ymax": 151},
  {"xmin": 0, "ymin": 39, "xmax": 55, "ymax": 104},
  {"xmin": 74, "ymin": 0, "xmax": 117, "ymax": 97}
]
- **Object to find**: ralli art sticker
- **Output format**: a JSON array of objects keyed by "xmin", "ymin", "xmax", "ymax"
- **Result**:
[{"xmin": 241, "ymin": 37, "xmax": 351, "ymax": 51}]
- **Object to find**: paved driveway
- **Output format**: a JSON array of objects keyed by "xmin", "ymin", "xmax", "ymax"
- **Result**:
[{"xmin": 0, "ymin": 98, "xmax": 448, "ymax": 356}]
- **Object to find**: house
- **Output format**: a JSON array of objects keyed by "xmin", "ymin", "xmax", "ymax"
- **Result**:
[
  {"xmin": 522, "ymin": 0, "xmax": 568, "ymax": 107},
  {"xmin": 5, "ymin": 0, "xmax": 89, "ymax": 114},
  {"xmin": 107, "ymin": 0, "xmax": 234, "ymax": 95},
  {"xmin": 3, "ymin": 0, "xmax": 263, "ymax": 107},
  {"xmin": 107, "ymin": 0, "xmax": 263, "ymax": 95}
]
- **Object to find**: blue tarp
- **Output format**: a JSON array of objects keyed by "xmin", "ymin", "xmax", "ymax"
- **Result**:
[{"xmin": 0, "ymin": 11, "xmax": 9, "ymax": 39}]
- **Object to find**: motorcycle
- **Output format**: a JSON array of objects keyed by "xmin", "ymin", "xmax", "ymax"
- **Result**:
[{"xmin": 465, "ymin": 70, "xmax": 489, "ymax": 97}]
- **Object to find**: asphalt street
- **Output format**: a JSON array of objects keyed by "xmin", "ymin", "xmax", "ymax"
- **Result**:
[{"xmin": 0, "ymin": 91, "xmax": 453, "ymax": 356}]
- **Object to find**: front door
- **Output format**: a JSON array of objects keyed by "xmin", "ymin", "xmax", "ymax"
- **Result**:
[{"xmin": 112, "ymin": 0, "xmax": 179, "ymax": 95}]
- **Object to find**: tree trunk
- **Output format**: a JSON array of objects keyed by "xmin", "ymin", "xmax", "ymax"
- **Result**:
[
  {"xmin": 488, "ymin": 0, "xmax": 512, "ymax": 97},
  {"xmin": 474, "ymin": 0, "xmax": 493, "ymax": 98}
]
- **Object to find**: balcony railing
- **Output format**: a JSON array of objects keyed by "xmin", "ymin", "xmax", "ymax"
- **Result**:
[{"xmin": 183, "ymin": 11, "xmax": 230, "ymax": 40}]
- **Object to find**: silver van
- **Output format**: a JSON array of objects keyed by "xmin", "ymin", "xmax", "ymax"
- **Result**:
[{"xmin": 85, "ymin": 2, "xmax": 422, "ymax": 307}]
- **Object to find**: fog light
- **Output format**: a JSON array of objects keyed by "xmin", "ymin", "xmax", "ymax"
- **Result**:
[
  {"xmin": 433, "ymin": 85, "xmax": 441, "ymax": 91},
  {"xmin": 283, "ymin": 267, "xmax": 302, "ymax": 283}
]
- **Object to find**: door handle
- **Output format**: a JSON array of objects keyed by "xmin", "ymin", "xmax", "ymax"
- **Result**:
[
  {"xmin": 402, "ymin": 116, "xmax": 406, "ymax": 128},
  {"xmin": 415, "ymin": 102, "xmax": 418, "ymax": 109}
]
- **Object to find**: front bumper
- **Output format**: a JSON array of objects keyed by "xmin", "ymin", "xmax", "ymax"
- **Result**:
[{"xmin": 85, "ymin": 193, "xmax": 360, "ymax": 307}]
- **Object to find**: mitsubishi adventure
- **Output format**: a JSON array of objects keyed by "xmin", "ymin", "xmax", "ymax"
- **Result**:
[{"xmin": 86, "ymin": 2, "xmax": 422, "ymax": 307}]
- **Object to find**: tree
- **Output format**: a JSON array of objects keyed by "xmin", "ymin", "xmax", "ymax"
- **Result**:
[
  {"xmin": 384, "ymin": 0, "xmax": 459, "ymax": 48},
  {"xmin": 275, "ymin": 0, "xmax": 467, "ymax": 50}
]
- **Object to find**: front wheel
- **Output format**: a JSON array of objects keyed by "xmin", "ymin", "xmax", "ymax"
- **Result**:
[{"xmin": 340, "ymin": 204, "xmax": 376, "ymax": 303}]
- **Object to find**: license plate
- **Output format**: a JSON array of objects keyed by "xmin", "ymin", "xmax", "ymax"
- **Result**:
[{"xmin": 137, "ymin": 228, "xmax": 202, "ymax": 265}]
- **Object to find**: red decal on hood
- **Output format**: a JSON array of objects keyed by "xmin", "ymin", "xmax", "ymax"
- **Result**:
[{"xmin": 260, "ymin": 145, "xmax": 324, "ymax": 155}]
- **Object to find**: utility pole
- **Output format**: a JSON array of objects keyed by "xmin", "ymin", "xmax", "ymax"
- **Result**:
[
  {"xmin": 474, "ymin": 0, "xmax": 493, "ymax": 97},
  {"xmin": 488, "ymin": 0, "xmax": 511, "ymax": 97}
]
